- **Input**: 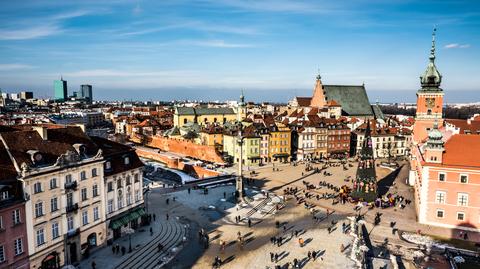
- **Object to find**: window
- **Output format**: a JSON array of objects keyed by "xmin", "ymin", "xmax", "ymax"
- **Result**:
[
  {"xmin": 66, "ymin": 192, "xmax": 73, "ymax": 207},
  {"xmin": 438, "ymin": 173, "xmax": 445, "ymax": 182},
  {"xmin": 0, "ymin": 245, "xmax": 4, "ymax": 262},
  {"xmin": 12, "ymin": 209, "xmax": 20, "ymax": 224},
  {"xmin": 50, "ymin": 178, "xmax": 57, "ymax": 189},
  {"xmin": 51, "ymin": 197, "xmax": 58, "ymax": 212},
  {"xmin": 33, "ymin": 182, "xmax": 42, "ymax": 193},
  {"xmin": 107, "ymin": 182, "xmax": 113, "ymax": 192},
  {"xmin": 124, "ymin": 157, "xmax": 130, "ymax": 165},
  {"xmin": 127, "ymin": 192, "xmax": 132, "ymax": 205},
  {"xmin": 117, "ymin": 179, "xmax": 122, "ymax": 189},
  {"xmin": 134, "ymin": 174, "xmax": 139, "ymax": 183},
  {"xmin": 36, "ymin": 229, "xmax": 45, "ymax": 246},
  {"xmin": 14, "ymin": 238, "xmax": 23, "ymax": 256},
  {"xmin": 52, "ymin": 223, "xmax": 59, "ymax": 239},
  {"xmin": 118, "ymin": 191, "xmax": 124, "ymax": 209},
  {"xmin": 436, "ymin": 210, "xmax": 444, "ymax": 218},
  {"xmin": 91, "ymin": 168, "xmax": 97, "ymax": 177},
  {"xmin": 435, "ymin": 191, "xmax": 446, "ymax": 204},
  {"xmin": 105, "ymin": 161, "xmax": 111, "ymax": 170},
  {"xmin": 108, "ymin": 199, "xmax": 114, "ymax": 214},
  {"xmin": 460, "ymin": 174, "xmax": 468, "ymax": 184},
  {"xmin": 457, "ymin": 193, "xmax": 468, "ymax": 206},
  {"xmin": 65, "ymin": 174, "xmax": 72, "ymax": 184},
  {"xmin": 0, "ymin": 191, "xmax": 8, "ymax": 200},
  {"xmin": 92, "ymin": 185, "xmax": 99, "ymax": 197},
  {"xmin": 126, "ymin": 176, "xmax": 131, "ymax": 185},
  {"xmin": 457, "ymin": 212, "xmax": 465, "ymax": 221},
  {"xmin": 80, "ymin": 171, "xmax": 86, "ymax": 180},
  {"xmin": 35, "ymin": 202, "xmax": 44, "ymax": 218},
  {"xmin": 81, "ymin": 188, "xmax": 87, "ymax": 201},
  {"xmin": 67, "ymin": 216, "xmax": 74, "ymax": 231},
  {"xmin": 135, "ymin": 190, "xmax": 141, "ymax": 202},
  {"xmin": 0, "ymin": 216, "xmax": 3, "ymax": 230},
  {"xmin": 93, "ymin": 207, "xmax": 99, "ymax": 221},
  {"xmin": 82, "ymin": 211, "xmax": 88, "ymax": 226}
]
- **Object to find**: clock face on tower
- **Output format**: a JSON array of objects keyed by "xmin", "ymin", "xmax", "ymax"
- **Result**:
[{"xmin": 426, "ymin": 97, "xmax": 435, "ymax": 108}]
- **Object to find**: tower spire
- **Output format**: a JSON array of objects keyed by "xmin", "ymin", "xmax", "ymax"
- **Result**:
[
  {"xmin": 316, "ymin": 69, "xmax": 321, "ymax": 80},
  {"xmin": 430, "ymin": 27, "xmax": 436, "ymax": 62}
]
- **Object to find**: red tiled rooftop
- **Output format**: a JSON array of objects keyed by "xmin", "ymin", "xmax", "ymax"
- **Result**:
[{"xmin": 442, "ymin": 134, "xmax": 480, "ymax": 168}]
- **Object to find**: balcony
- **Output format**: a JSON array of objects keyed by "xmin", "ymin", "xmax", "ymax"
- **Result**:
[
  {"xmin": 66, "ymin": 228, "xmax": 80, "ymax": 238},
  {"xmin": 64, "ymin": 181, "xmax": 78, "ymax": 191},
  {"xmin": 66, "ymin": 203, "xmax": 79, "ymax": 213}
]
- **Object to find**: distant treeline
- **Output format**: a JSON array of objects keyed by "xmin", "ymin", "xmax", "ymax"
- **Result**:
[{"xmin": 380, "ymin": 105, "xmax": 480, "ymax": 119}]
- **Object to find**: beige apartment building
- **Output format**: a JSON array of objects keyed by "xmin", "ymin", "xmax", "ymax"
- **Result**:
[{"xmin": 0, "ymin": 126, "xmax": 107, "ymax": 268}]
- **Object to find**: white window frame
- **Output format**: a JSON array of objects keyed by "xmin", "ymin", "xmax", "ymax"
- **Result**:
[
  {"xmin": 435, "ymin": 191, "xmax": 446, "ymax": 204},
  {"xmin": 36, "ymin": 229, "xmax": 45, "ymax": 246},
  {"xmin": 14, "ymin": 238, "xmax": 23, "ymax": 256},
  {"xmin": 82, "ymin": 211, "xmax": 88, "ymax": 226},
  {"xmin": 0, "ymin": 216, "xmax": 3, "ymax": 230},
  {"xmin": 81, "ymin": 188, "xmax": 87, "ymax": 201},
  {"xmin": 457, "ymin": 212, "xmax": 465, "ymax": 221},
  {"xmin": 67, "ymin": 216, "xmax": 74, "ymax": 231},
  {"xmin": 436, "ymin": 209, "xmax": 445, "ymax": 219},
  {"xmin": 51, "ymin": 197, "xmax": 58, "ymax": 212},
  {"xmin": 52, "ymin": 222, "xmax": 59, "ymax": 239},
  {"xmin": 80, "ymin": 171, "xmax": 87, "ymax": 180},
  {"xmin": 107, "ymin": 199, "xmax": 114, "ymax": 214},
  {"xmin": 457, "ymin": 193, "xmax": 469, "ymax": 207},
  {"xmin": 91, "ymin": 168, "xmax": 97, "ymax": 177},
  {"xmin": 93, "ymin": 184, "xmax": 98, "ymax": 197},
  {"xmin": 12, "ymin": 209, "xmax": 20, "ymax": 224},
  {"xmin": 50, "ymin": 178, "xmax": 57, "ymax": 189},
  {"xmin": 35, "ymin": 202, "xmax": 44, "ymax": 218},
  {"xmin": 33, "ymin": 182, "xmax": 42, "ymax": 193},
  {"xmin": 93, "ymin": 207, "xmax": 99, "ymax": 221}
]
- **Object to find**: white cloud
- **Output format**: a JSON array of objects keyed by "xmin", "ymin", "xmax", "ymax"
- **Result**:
[
  {"xmin": 0, "ymin": 25, "xmax": 62, "ymax": 40},
  {"xmin": 444, "ymin": 43, "xmax": 470, "ymax": 49},
  {"xmin": 0, "ymin": 64, "xmax": 35, "ymax": 71},
  {"xmin": 0, "ymin": 9, "xmax": 94, "ymax": 40},
  {"xmin": 186, "ymin": 39, "xmax": 255, "ymax": 48},
  {"xmin": 205, "ymin": 0, "xmax": 335, "ymax": 13}
]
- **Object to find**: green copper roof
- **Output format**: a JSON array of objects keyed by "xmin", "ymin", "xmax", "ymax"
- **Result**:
[
  {"xmin": 371, "ymin": 104, "xmax": 385, "ymax": 120},
  {"xmin": 420, "ymin": 28, "xmax": 442, "ymax": 91},
  {"xmin": 323, "ymin": 85, "xmax": 373, "ymax": 116}
]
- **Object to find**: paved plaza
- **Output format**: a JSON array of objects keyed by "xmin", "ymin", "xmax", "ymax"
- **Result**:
[{"xmin": 79, "ymin": 159, "xmax": 472, "ymax": 269}]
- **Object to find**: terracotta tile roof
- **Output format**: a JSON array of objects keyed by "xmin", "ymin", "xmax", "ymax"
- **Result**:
[
  {"xmin": 307, "ymin": 107, "xmax": 319, "ymax": 115},
  {"xmin": 326, "ymin": 99, "xmax": 341, "ymax": 107},
  {"xmin": 0, "ymin": 141, "xmax": 18, "ymax": 181},
  {"xmin": 442, "ymin": 134, "xmax": 480, "ymax": 168},
  {"xmin": 445, "ymin": 119, "xmax": 480, "ymax": 135},
  {"xmin": 295, "ymin": 97, "xmax": 312, "ymax": 107}
]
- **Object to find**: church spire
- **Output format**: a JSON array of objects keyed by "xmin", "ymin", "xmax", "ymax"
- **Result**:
[{"xmin": 420, "ymin": 28, "xmax": 442, "ymax": 90}]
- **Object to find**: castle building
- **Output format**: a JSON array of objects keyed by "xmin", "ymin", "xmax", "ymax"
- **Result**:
[{"xmin": 409, "ymin": 30, "xmax": 480, "ymax": 241}]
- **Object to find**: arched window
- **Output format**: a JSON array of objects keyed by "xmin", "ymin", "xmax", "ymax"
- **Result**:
[{"xmin": 183, "ymin": 118, "xmax": 187, "ymax": 124}]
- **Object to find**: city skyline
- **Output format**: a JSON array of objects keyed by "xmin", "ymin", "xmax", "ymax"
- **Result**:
[{"xmin": 1, "ymin": 0, "xmax": 479, "ymax": 102}]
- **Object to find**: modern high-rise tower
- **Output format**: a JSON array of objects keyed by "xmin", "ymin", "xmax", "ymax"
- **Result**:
[
  {"xmin": 413, "ymin": 29, "xmax": 444, "ymax": 143},
  {"xmin": 80, "ymin": 84, "xmax": 93, "ymax": 103},
  {"xmin": 54, "ymin": 77, "xmax": 68, "ymax": 101}
]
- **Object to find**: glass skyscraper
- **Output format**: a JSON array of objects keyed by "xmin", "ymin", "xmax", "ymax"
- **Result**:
[{"xmin": 54, "ymin": 78, "xmax": 68, "ymax": 101}]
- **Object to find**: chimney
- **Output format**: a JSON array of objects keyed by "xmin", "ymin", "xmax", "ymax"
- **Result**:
[{"xmin": 33, "ymin": 126, "xmax": 48, "ymax": 140}]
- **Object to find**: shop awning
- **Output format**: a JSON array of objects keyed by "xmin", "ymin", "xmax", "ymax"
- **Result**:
[{"xmin": 109, "ymin": 207, "xmax": 147, "ymax": 230}]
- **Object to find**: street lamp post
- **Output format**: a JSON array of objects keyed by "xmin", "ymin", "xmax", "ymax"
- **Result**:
[{"xmin": 128, "ymin": 234, "xmax": 132, "ymax": 253}]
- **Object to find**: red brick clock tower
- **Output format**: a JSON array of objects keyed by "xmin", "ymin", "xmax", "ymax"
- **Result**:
[{"xmin": 413, "ymin": 29, "xmax": 444, "ymax": 143}]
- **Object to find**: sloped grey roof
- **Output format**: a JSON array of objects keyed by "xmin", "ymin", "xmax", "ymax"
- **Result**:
[
  {"xmin": 323, "ymin": 85, "xmax": 373, "ymax": 116},
  {"xmin": 175, "ymin": 107, "xmax": 195, "ymax": 115},
  {"xmin": 371, "ymin": 104, "xmax": 385, "ymax": 120}
]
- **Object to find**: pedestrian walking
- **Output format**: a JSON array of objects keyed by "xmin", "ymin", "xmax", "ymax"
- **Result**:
[
  {"xmin": 307, "ymin": 251, "xmax": 312, "ymax": 259},
  {"xmin": 115, "ymin": 244, "xmax": 120, "ymax": 254},
  {"xmin": 224, "ymin": 192, "xmax": 226, "ymax": 199},
  {"xmin": 91, "ymin": 261, "xmax": 96, "ymax": 269},
  {"xmin": 158, "ymin": 243, "xmax": 164, "ymax": 252},
  {"xmin": 150, "ymin": 227, "xmax": 153, "ymax": 236},
  {"xmin": 340, "ymin": 244, "xmax": 345, "ymax": 252},
  {"xmin": 295, "ymin": 230, "xmax": 298, "ymax": 237},
  {"xmin": 277, "ymin": 236, "xmax": 282, "ymax": 247},
  {"xmin": 274, "ymin": 252, "xmax": 279, "ymax": 263},
  {"xmin": 248, "ymin": 218, "xmax": 252, "ymax": 227},
  {"xmin": 153, "ymin": 214, "xmax": 156, "ymax": 221},
  {"xmin": 111, "ymin": 245, "xmax": 115, "ymax": 254},
  {"xmin": 121, "ymin": 246, "xmax": 126, "ymax": 256},
  {"xmin": 298, "ymin": 237, "xmax": 304, "ymax": 247},
  {"xmin": 270, "ymin": 252, "xmax": 274, "ymax": 262},
  {"xmin": 188, "ymin": 187, "xmax": 191, "ymax": 194},
  {"xmin": 166, "ymin": 198, "xmax": 169, "ymax": 205},
  {"xmin": 166, "ymin": 213, "xmax": 169, "ymax": 220},
  {"xmin": 312, "ymin": 250, "xmax": 317, "ymax": 261}
]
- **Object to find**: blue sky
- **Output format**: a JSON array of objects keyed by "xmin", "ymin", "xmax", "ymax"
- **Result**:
[{"xmin": 0, "ymin": 0, "xmax": 479, "ymax": 102}]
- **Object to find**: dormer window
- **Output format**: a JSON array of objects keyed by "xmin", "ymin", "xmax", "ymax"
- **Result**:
[
  {"xmin": 124, "ymin": 157, "xmax": 130, "ymax": 165},
  {"xmin": 1, "ymin": 191, "xmax": 8, "ymax": 200},
  {"xmin": 105, "ymin": 161, "xmax": 112, "ymax": 170}
]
